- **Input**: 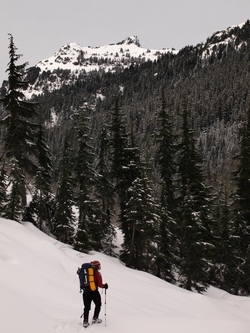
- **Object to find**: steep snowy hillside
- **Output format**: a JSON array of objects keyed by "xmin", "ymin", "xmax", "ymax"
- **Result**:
[{"xmin": 1, "ymin": 218, "xmax": 250, "ymax": 333}]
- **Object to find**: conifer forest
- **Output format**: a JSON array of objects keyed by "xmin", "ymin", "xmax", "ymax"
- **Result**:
[{"xmin": 1, "ymin": 22, "xmax": 250, "ymax": 296}]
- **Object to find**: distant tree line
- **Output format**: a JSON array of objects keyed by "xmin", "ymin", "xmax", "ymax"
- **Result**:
[{"xmin": 1, "ymin": 32, "xmax": 250, "ymax": 296}]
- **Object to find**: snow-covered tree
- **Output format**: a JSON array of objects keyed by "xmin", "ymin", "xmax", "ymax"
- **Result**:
[
  {"xmin": 121, "ymin": 171, "xmax": 160, "ymax": 272},
  {"xmin": 176, "ymin": 104, "xmax": 214, "ymax": 293}
]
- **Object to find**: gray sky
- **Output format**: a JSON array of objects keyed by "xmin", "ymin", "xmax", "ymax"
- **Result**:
[{"xmin": 1, "ymin": 0, "xmax": 250, "ymax": 83}]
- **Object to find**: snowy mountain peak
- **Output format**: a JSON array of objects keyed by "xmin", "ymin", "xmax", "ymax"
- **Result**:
[
  {"xmin": 116, "ymin": 35, "xmax": 141, "ymax": 47},
  {"xmin": 60, "ymin": 42, "xmax": 83, "ymax": 52}
]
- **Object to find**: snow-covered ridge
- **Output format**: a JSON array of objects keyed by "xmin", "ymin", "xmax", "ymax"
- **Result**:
[
  {"xmin": 210, "ymin": 22, "xmax": 245, "ymax": 43},
  {"xmin": 25, "ymin": 21, "xmax": 250, "ymax": 97},
  {"xmin": 25, "ymin": 35, "xmax": 176, "ymax": 97},
  {"xmin": 202, "ymin": 22, "xmax": 247, "ymax": 59},
  {"xmin": 37, "ymin": 35, "xmax": 175, "ymax": 73}
]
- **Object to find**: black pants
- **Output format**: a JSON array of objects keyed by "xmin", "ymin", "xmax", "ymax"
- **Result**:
[{"xmin": 83, "ymin": 290, "xmax": 102, "ymax": 322}]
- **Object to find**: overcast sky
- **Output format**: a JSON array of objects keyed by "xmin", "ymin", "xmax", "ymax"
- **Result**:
[{"xmin": 1, "ymin": 0, "xmax": 250, "ymax": 83}]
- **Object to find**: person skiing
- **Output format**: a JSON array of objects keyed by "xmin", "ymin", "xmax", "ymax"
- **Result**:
[{"xmin": 80, "ymin": 260, "xmax": 108, "ymax": 327}]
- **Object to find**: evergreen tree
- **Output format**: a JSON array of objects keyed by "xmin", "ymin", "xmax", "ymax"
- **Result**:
[
  {"xmin": 109, "ymin": 98, "xmax": 132, "ymax": 243},
  {"xmin": 121, "ymin": 169, "xmax": 160, "ymax": 272},
  {"xmin": 156, "ymin": 186, "xmax": 177, "ymax": 283},
  {"xmin": 155, "ymin": 91, "xmax": 177, "ymax": 282},
  {"xmin": 119, "ymin": 132, "xmax": 142, "ymax": 235},
  {"xmin": 0, "ymin": 34, "xmax": 39, "ymax": 206},
  {"xmin": 211, "ymin": 187, "xmax": 234, "ymax": 291},
  {"xmin": 110, "ymin": 98, "xmax": 129, "ymax": 194},
  {"xmin": 25, "ymin": 122, "xmax": 54, "ymax": 231},
  {"xmin": 156, "ymin": 90, "xmax": 176, "ymax": 213},
  {"xmin": 119, "ymin": 128, "xmax": 159, "ymax": 270},
  {"xmin": 95, "ymin": 126, "xmax": 116, "ymax": 256},
  {"xmin": 109, "ymin": 100, "xmax": 158, "ymax": 268},
  {"xmin": 74, "ymin": 109, "xmax": 102, "ymax": 252},
  {"xmin": 4, "ymin": 158, "xmax": 24, "ymax": 221},
  {"xmin": 231, "ymin": 106, "xmax": 250, "ymax": 295},
  {"xmin": 176, "ymin": 104, "xmax": 214, "ymax": 293},
  {"xmin": 53, "ymin": 134, "xmax": 75, "ymax": 245}
]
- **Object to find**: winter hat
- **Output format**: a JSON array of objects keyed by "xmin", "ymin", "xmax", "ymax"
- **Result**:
[{"xmin": 91, "ymin": 260, "xmax": 101, "ymax": 267}]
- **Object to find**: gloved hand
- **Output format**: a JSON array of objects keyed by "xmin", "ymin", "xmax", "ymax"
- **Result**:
[{"xmin": 104, "ymin": 283, "xmax": 108, "ymax": 289}]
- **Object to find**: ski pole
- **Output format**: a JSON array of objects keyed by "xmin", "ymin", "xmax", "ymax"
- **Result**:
[{"xmin": 104, "ymin": 288, "xmax": 107, "ymax": 326}]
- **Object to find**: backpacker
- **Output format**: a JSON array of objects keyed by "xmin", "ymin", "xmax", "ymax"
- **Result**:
[{"xmin": 77, "ymin": 263, "xmax": 97, "ymax": 291}]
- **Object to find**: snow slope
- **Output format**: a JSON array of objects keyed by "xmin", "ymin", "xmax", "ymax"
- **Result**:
[{"xmin": 0, "ymin": 218, "xmax": 250, "ymax": 333}]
